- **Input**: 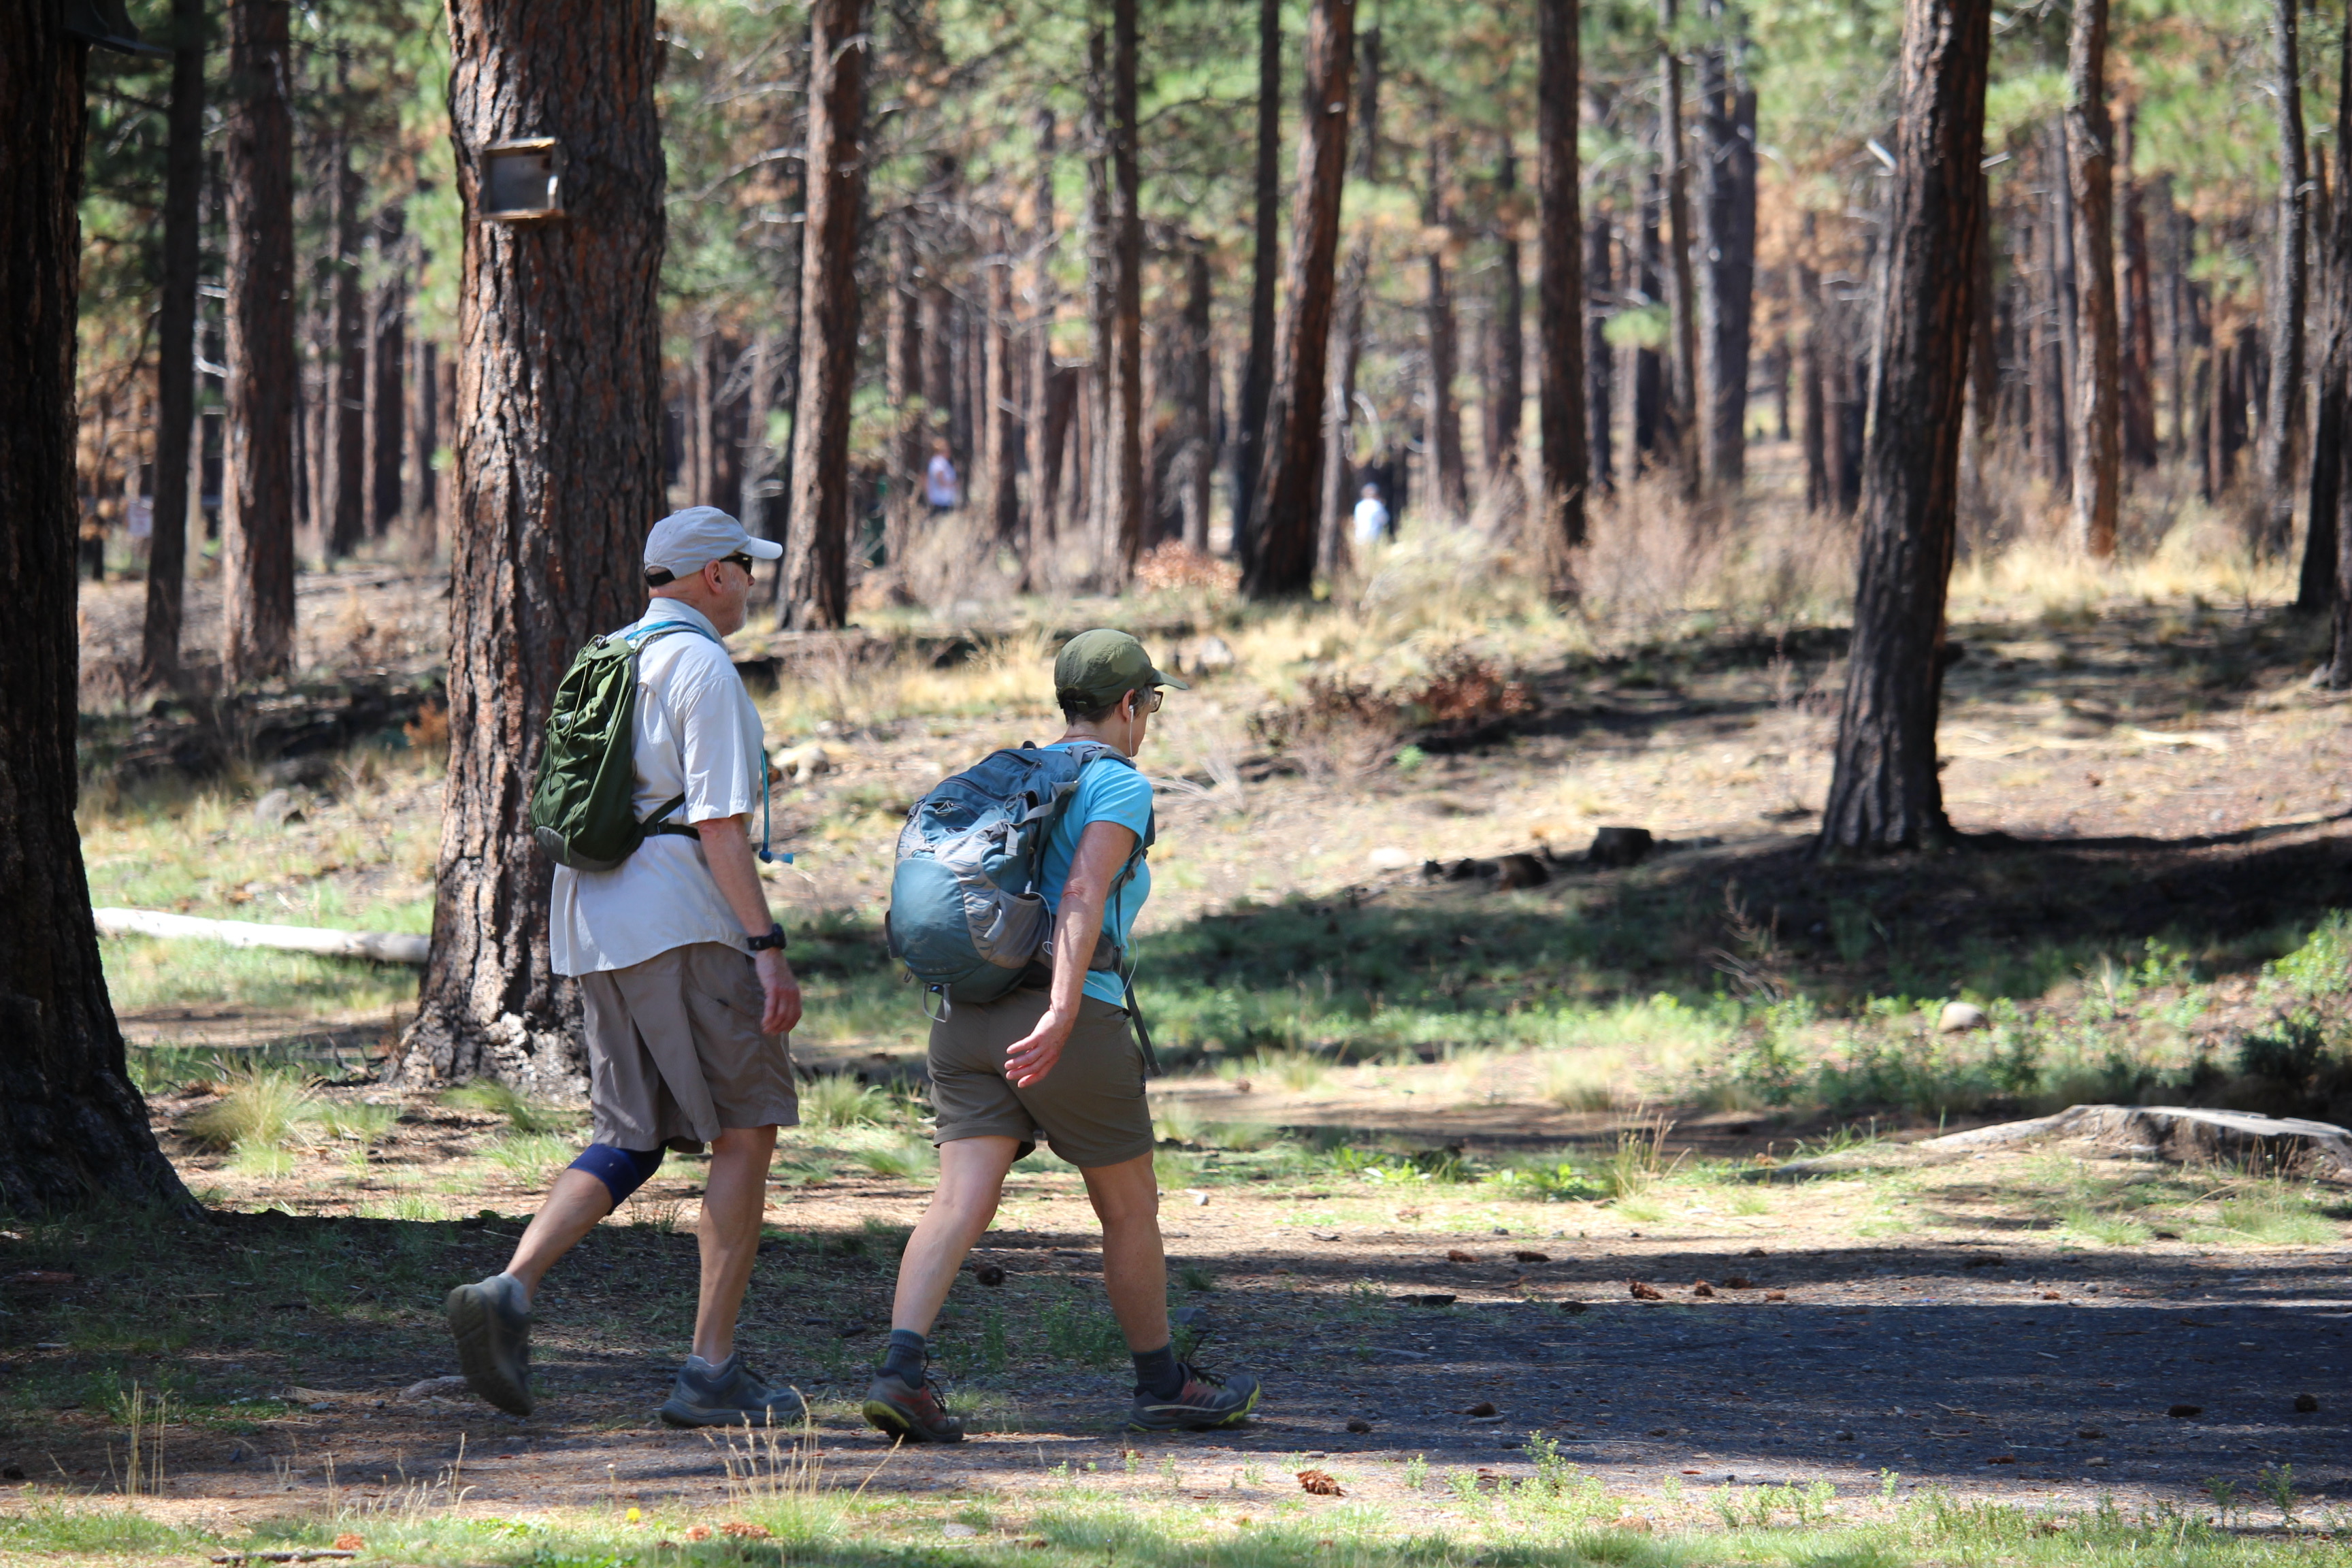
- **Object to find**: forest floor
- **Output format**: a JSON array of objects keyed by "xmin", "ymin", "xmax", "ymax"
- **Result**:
[{"xmin": 21, "ymin": 479, "xmax": 2352, "ymax": 1563}]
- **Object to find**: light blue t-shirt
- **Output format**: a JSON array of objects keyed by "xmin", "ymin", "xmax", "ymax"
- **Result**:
[{"xmin": 1035, "ymin": 743, "xmax": 1153, "ymax": 1006}]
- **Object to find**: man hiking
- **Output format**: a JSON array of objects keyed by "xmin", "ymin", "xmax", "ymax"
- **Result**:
[
  {"xmin": 862, "ymin": 630, "xmax": 1263, "ymax": 1441},
  {"xmin": 444, "ymin": 506, "xmax": 806, "ymax": 1428}
]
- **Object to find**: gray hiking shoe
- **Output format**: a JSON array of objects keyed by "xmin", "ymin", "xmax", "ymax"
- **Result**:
[
  {"xmin": 1128, "ymin": 1362, "xmax": 1263, "ymax": 1431},
  {"xmin": 657, "ymin": 1353, "xmax": 808, "ymax": 1429},
  {"xmin": 445, "ymin": 1273, "xmax": 534, "ymax": 1417}
]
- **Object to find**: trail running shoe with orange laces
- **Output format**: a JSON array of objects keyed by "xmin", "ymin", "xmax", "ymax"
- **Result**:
[
  {"xmin": 862, "ymin": 1369, "xmax": 966, "ymax": 1443},
  {"xmin": 1128, "ymin": 1363, "xmax": 1262, "ymax": 1431}
]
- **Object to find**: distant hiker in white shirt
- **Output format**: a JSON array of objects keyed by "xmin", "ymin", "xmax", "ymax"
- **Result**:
[
  {"xmin": 1352, "ymin": 483, "xmax": 1391, "ymax": 546},
  {"xmin": 444, "ymin": 506, "xmax": 808, "ymax": 1429},
  {"xmin": 925, "ymin": 438, "xmax": 961, "ymax": 510}
]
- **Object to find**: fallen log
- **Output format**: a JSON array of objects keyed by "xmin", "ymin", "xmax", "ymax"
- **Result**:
[
  {"xmin": 93, "ymin": 909, "xmax": 429, "ymax": 965},
  {"xmin": 1744, "ymin": 1104, "xmax": 2352, "ymax": 1181}
]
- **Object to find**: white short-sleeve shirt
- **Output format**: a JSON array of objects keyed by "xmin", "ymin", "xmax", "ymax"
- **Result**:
[{"xmin": 550, "ymin": 599, "xmax": 767, "ymax": 977}]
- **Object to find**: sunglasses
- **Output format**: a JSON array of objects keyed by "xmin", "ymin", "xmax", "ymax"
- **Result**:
[
  {"xmin": 1139, "ymin": 687, "xmax": 1164, "ymax": 714},
  {"xmin": 720, "ymin": 552, "xmax": 757, "ymax": 579}
]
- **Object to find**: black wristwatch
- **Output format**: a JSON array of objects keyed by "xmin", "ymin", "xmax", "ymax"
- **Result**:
[{"xmin": 747, "ymin": 923, "xmax": 788, "ymax": 953}]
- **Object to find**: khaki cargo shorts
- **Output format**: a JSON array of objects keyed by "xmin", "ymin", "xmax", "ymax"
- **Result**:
[
  {"xmin": 578, "ymin": 941, "xmax": 798, "ymax": 1152},
  {"xmin": 927, "ymin": 988, "xmax": 1152, "ymax": 1169}
]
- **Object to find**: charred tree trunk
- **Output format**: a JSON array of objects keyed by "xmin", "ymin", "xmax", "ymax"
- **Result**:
[
  {"xmin": 398, "ymin": 0, "xmax": 667, "ymax": 1089},
  {"xmin": 1695, "ymin": 24, "xmax": 1757, "ymax": 492},
  {"xmin": 1490, "ymin": 133, "xmax": 1524, "ymax": 485},
  {"xmin": 1243, "ymin": 0, "xmax": 1356, "ymax": 598},
  {"xmin": 223, "ymin": 0, "xmax": 298, "ymax": 683},
  {"xmin": 1816, "ymin": 0, "xmax": 1992, "ymax": 856},
  {"xmin": 413, "ymin": 338, "xmax": 440, "ymax": 534},
  {"xmin": 369, "ymin": 201, "xmax": 409, "ymax": 540},
  {"xmin": 2302, "ymin": 28, "xmax": 2351, "ymax": 617},
  {"xmin": 2066, "ymin": 0, "xmax": 2119, "ymax": 557},
  {"xmin": 1535, "ymin": 0, "xmax": 1590, "ymax": 570},
  {"xmin": 141, "ymin": 0, "xmax": 206, "ymax": 689},
  {"xmin": 1584, "ymin": 210, "xmax": 1614, "ymax": 496},
  {"xmin": 1102, "ymin": 0, "xmax": 1145, "ymax": 585},
  {"xmin": 2260, "ymin": 0, "xmax": 2308, "ymax": 556},
  {"xmin": 1799, "ymin": 250, "xmax": 1828, "ymax": 509},
  {"xmin": 2033, "ymin": 203, "xmax": 2070, "ymax": 490},
  {"xmin": 782, "ymin": 0, "xmax": 871, "ymax": 628},
  {"xmin": 327, "ymin": 135, "xmax": 366, "ymax": 559},
  {"xmin": 0, "ymin": 0, "xmax": 193, "ymax": 1211},
  {"xmin": 1659, "ymin": 0, "xmax": 1699, "ymax": 497},
  {"xmin": 1234, "ymin": 0, "xmax": 1283, "ymax": 566},
  {"xmin": 1422, "ymin": 134, "xmax": 1467, "ymax": 517}
]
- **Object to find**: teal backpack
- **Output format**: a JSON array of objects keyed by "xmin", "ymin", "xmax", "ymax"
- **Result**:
[{"xmin": 528, "ymin": 622, "xmax": 715, "ymax": 872}]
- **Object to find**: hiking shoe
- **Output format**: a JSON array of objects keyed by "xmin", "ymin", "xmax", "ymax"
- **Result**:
[
  {"xmin": 444, "ymin": 1273, "xmax": 534, "ymax": 1417},
  {"xmin": 861, "ymin": 1369, "xmax": 965, "ymax": 1443},
  {"xmin": 1128, "ymin": 1363, "xmax": 1262, "ymax": 1431},
  {"xmin": 657, "ymin": 1354, "xmax": 808, "ymax": 1429}
]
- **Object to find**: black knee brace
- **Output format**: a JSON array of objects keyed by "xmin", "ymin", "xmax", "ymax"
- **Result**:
[{"xmin": 570, "ymin": 1143, "xmax": 666, "ymax": 1208}]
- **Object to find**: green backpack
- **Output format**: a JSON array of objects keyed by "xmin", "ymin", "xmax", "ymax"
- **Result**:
[{"xmin": 528, "ymin": 621, "xmax": 715, "ymax": 871}]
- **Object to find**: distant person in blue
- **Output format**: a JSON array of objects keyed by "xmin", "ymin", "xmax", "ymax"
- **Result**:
[
  {"xmin": 861, "ymin": 630, "xmax": 1264, "ymax": 1443},
  {"xmin": 1352, "ymin": 480, "xmax": 1391, "ymax": 546}
]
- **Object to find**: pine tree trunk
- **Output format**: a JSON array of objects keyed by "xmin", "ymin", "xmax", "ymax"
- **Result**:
[
  {"xmin": 782, "ymin": 0, "xmax": 871, "ymax": 629},
  {"xmin": 2260, "ymin": 0, "xmax": 2308, "ymax": 556},
  {"xmin": 1584, "ymin": 210, "xmax": 1613, "ymax": 497},
  {"xmin": 2117, "ymin": 110, "xmax": 2159, "ymax": 468},
  {"xmin": 1535, "ymin": 0, "xmax": 1590, "ymax": 570},
  {"xmin": 223, "ymin": 0, "xmax": 299, "ymax": 683},
  {"xmin": 413, "ymin": 338, "xmax": 440, "ymax": 535},
  {"xmin": 1695, "ymin": 22, "xmax": 1757, "ymax": 493},
  {"xmin": 2066, "ymin": 0, "xmax": 2119, "ymax": 557},
  {"xmin": 1490, "ymin": 134, "xmax": 1524, "ymax": 483},
  {"xmin": 1022, "ymin": 108, "xmax": 1059, "ymax": 576},
  {"xmin": 2033, "ymin": 200, "xmax": 2070, "ymax": 490},
  {"xmin": 887, "ymin": 229, "xmax": 924, "ymax": 570},
  {"xmin": 1243, "ymin": 0, "xmax": 1356, "ymax": 598},
  {"xmin": 1100, "ymin": 0, "xmax": 1145, "ymax": 585},
  {"xmin": 141, "ymin": 0, "xmax": 206, "ymax": 690},
  {"xmin": 329, "ymin": 137, "xmax": 367, "ymax": 559},
  {"xmin": 370, "ymin": 201, "xmax": 409, "ymax": 540},
  {"xmin": 1799, "ymin": 254, "xmax": 1827, "ymax": 509},
  {"xmin": 1, "ymin": 3, "xmax": 194, "ymax": 1211},
  {"xmin": 1318, "ymin": 26, "xmax": 1382, "ymax": 576},
  {"xmin": 1634, "ymin": 166, "xmax": 1667, "ymax": 464},
  {"xmin": 1816, "ymin": 0, "xmax": 1993, "ymax": 857},
  {"xmin": 982, "ymin": 235, "xmax": 1019, "ymax": 544},
  {"xmin": 398, "ymin": 0, "xmax": 666, "ymax": 1090},
  {"xmin": 1422, "ymin": 135, "xmax": 1467, "ymax": 517},
  {"xmin": 1235, "ymin": 0, "xmax": 1283, "ymax": 566},
  {"xmin": 2301, "ymin": 29, "xmax": 2351, "ymax": 616},
  {"xmin": 1175, "ymin": 246, "xmax": 1215, "ymax": 554},
  {"xmin": 1659, "ymin": 0, "xmax": 1699, "ymax": 498}
]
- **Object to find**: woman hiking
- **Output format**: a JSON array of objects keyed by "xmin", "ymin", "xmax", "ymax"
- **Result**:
[{"xmin": 862, "ymin": 629, "xmax": 1263, "ymax": 1441}]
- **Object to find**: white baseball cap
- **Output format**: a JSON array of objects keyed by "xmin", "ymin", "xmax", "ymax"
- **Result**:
[{"xmin": 643, "ymin": 506, "xmax": 783, "ymax": 580}]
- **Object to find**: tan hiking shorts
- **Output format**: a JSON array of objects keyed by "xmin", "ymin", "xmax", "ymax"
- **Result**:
[
  {"xmin": 927, "ymin": 988, "xmax": 1152, "ymax": 1169},
  {"xmin": 578, "ymin": 941, "xmax": 798, "ymax": 1152}
]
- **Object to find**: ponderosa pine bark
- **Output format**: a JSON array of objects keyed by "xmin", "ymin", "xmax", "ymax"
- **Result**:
[
  {"xmin": 782, "ymin": 0, "xmax": 871, "ymax": 628},
  {"xmin": 0, "ymin": 1, "xmax": 193, "ymax": 1211},
  {"xmin": 2260, "ymin": 0, "xmax": 2308, "ymax": 557},
  {"xmin": 1535, "ymin": 0, "xmax": 1590, "ymax": 572},
  {"xmin": 2117, "ymin": 110, "xmax": 2159, "ymax": 469},
  {"xmin": 140, "ymin": 0, "xmax": 206, "ymax": 689},
  {"xmin": 981, "ymin": 230, "xmax": 1019, "ymax": 544},
  {"xmin": 1243, "ymin": 0, "xmax": 1356, "ymax": 598},
  {"xmin": 1171, "ymin": 246, "xmax": 1215, "ymax": 553},
  {"xmin": 885, "ymin": 227, "xmax": 923, "ymax": 570},
  {"xmin": 327, "ymin": 129, "xmax": 367, "ymax": 559},
  {"xmin": 1584, "ymin": 209, "xmax": 1613, "ymax": 496},
  {"xmin": 1816, "ymin": 0, "xmax": 1993, "ymax": 856},
  {"xmin": 1318, "ymin": 25, "xmax": 1382, "ymax": 576},
  {"xmin": 223, "ymin": 0, "xmax": 297, "ymax": 683},
  {"xmin": 1102, "ymin": 0, "xmax": 1145, "ymax": 585},
  {"xmin": 1234, "ymin": 0, "xmax": 1283, "ymax": 566},
  {"xmin": 1490, "ymin": 133, "xmax": 1524, "ymax": 483},
  {"xmin": 399, "ymin": 0, "xmax": 666, "ymax": 1090},
  {"xmin": 2305, "ymin": 25, "xmax": 2352, "ymax": 619},
  {"xmin": 370, "ymin": 201, "xmax": 409, "ymax": 539},
  {"xmin": 2066, "ymin": 0, "xmax": 2119, "ymax": 557},
  {"xmin": 1421, "ymin": 132, "xmax": 1468, "ymax": 517},
  {"xmin": 1022, "ymin": 108, "xmax": 1058, "ymax": 574}
]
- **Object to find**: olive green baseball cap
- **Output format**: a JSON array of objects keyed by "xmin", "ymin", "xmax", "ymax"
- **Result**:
[{"xmin": 1054, "ymin": 627, "xmax": 1187, "ymax": 711}]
